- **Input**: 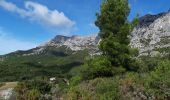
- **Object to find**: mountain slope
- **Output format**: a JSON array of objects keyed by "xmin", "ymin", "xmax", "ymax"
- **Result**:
[
  {"xmin": 0, "ymin": 35, "xmax": 99, "ymax": 82},
  {"xmin": 1, "ymin": 10, "xmax": 170, "ymax": 81},
  {"xmin": 130, "ymin": 10, "xmax": 170, "ymax": 56}
]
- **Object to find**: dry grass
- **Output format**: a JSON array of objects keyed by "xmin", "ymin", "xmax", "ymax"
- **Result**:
[
  {"xmin": 0, "ymin": 83, "xmax": 5, "ymax": 88},
  {"xmin": 0, "ymin": 82, "xmax": 17, "ymax": 90}
]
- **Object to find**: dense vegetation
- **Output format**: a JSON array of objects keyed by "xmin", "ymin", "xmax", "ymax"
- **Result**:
[
  {"xmin": 81, "ymin": 0, "xmax": 139, "ymax": 80},
  {"xmin": 62, "ymin": 0, "xmax": 170, "ymax": 99},
  {"xmin": 0, "ymin": 46, "xmax": 88, "ymax": 82},
  {"xmin": 14, "ymin": 77, "xmax": 52, "ymax": 100},
  {"xmin": 1, "ymin": 0, "xmax": 170, "ymax": 100}
]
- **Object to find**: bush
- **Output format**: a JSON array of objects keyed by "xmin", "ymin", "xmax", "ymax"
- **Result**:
[
  {"xmin": 27, "ymin": 89, "xmax": 41, "ymax": 100},
  {"xmin": 145, "ymin": 60, "xmax": 170, "ymax": 99},
  {"xmin": 139, "ymin": 56, "xmax": 162, "ymax": 72},
  {"xmin": 82, "ymin": 56, "xmax": 115, "ymax": 80},
  {"xmin": 15, "ymin": 82, "xmax": 29, "ymax": 100},
  {"xmin": 70, "ymin": 75, "xmax": 82, "ymax": 86},
  {"xmin": 25, "ymin": 79, "xmax": 52, "ymax": 94},
  {"xmin": 64, "ymin": 78, "xmax": 122, "ymax": 100},
  {"xmin": 15, "ymin": 78, "xmax": 52, "ymax": 100}
]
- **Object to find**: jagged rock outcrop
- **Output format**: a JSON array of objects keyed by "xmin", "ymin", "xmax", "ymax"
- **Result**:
[
  {"xmin": 42, "ymin": 35, "xmax": 100, "ymax": 51},
  {"xmin": 130, "ymin": 10, "xmax": 170, "ymax": 56},
  {"xmin": 25, "ymin": 35, "xmax": 100, "ymax": 56}
]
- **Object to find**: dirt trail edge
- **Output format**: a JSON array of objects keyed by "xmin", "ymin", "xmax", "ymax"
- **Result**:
[{"xmin": 0, "ymin": 82, "xmax": 17, "ymax": 100}]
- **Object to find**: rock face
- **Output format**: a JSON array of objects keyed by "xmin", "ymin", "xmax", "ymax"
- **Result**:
[
  {"xmin": 0, "ymin": 88, "xmax": 13, "ymax": 100},
  {"xmin": 38, "ymin": 35, "xmax": 100, "ymax": 55},
  {"xmin": 3, "ymin": 35, "xmax": 100, "ymax": 57},
  {"xmin": 130, "ymin": 10, "xmax": 170, "ymax": 56},
  {"xmin": 42, "ymin": 35, "xmax": 100, "ymax": 51}
]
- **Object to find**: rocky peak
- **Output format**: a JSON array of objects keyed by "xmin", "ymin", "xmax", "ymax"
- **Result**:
[
  {"xmin": 41, "ymin": 34, "xmax": 100, "ymax": 52},
  {"xmin": 51, "ymin": 35, "xmax": 70, "ymax": 44},
  {"xmin": 9, "ymin": 10, "xmax": 170, "ymax": 57},
  {"xmin": 130, "ymin": 10, "xmax": 170, "ymax": 56},
  {"xmin": 137, "ymin": 13, "xmax": 165, "ymax": 28}
]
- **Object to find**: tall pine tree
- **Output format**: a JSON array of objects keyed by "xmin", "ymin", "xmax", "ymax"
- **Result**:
[
  {"xmin": 96, "ymin": 0, "xmax": 138, "ymax": 70},
  {"xmin": 83, "ymin": 0, "xmax": 138, "ymax": 79}
]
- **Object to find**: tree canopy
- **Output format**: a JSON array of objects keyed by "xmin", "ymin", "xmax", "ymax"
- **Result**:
[
  {"xmin": 83, "ymin": 0, "xmax": 139, "ymax": 79},
  {"xmin": 96, "ymin": 0, "xmax": 138, "ymax": 70}
]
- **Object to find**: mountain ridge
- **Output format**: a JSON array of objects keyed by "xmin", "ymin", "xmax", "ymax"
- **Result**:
[
  {"xmin": 41, "ymin": 34, "xmax": 100, "ymax": 51},
  {"xmin": 130, "ymin": 10, "xmax": 170, "ymax": 56},
  {"xmin": 1, "ymin": 9, "xmax": 170, "ymax": 83},
  {"xmin": 2, "ymin": 10, "xmax": 170, "ymax": 57}
]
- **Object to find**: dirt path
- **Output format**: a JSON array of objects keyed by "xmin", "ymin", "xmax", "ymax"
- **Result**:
[
  {"xmin": 0, "ymin": 82, "xmax": 17, "ymax": 90},
  {"xmin": 0, "ymin": 82, "xmax": 17, "ymax": 100}
]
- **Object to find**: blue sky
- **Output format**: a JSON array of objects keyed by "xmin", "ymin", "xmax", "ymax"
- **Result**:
[{"xmin": 0, "ymin": 0, "xmax": 169, "ymax": 55}]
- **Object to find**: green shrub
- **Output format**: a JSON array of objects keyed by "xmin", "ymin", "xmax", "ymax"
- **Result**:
[
  {"xmin": 15, "ymin": 78, "xmax": 52, "ymax": 100},
  {"xmin": 70, "ymin": 75, "xmax": 82, "ymax": 86},
  {"xmin": 27, "ymin": 89, "xmax": 41, "ymax": 100},
  {"xmin": 64, "ymin": 78, "xmax": 122, "ymax": 100},
  {"xmin": 15, "ymin": 82, "xmax": 29, "ymax": 100},
  {"xmin": 82, "ymin": 56, "xmax": 114, "ymax": 80},
  {"xmin": 145, "ymin": 60, "xmax": 170, "ymax": 99},
  {"xmin": 25, "ymin": 79, "xmax": 52, "ymax": 94}
]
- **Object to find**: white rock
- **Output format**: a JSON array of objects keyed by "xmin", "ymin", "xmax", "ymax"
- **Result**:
[{"xmin": 130, "ymin": 10, "xmax": 170, "ymax": 56}]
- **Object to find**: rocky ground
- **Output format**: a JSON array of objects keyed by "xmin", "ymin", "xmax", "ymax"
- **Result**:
[{"xmin": 0, "ymin": 82, "xmax": 17, "ymax": 100}]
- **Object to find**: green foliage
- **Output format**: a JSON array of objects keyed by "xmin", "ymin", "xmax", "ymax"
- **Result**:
[
  {"xmin": 15, "ymin": 78, "xmax": 52, "ymax": 100},
  {"xmin": 131, "ymin": 13, "xmax": 139, "ymax": 30},
  {"xmin": 145, "ymin": 60, "xmax": 170, "ymax": 99},
  {"xmin": 27, "ymin": 89, "xmax": 41, "ymax": 100},
  {"xmin": 64, "ymin": 73, "xmax": 146, "ymax": 100},
  {"xmin": 156, "ymin": 47, "xmax": 170, "ymax": 59},
  {"xmin": 64, "ymin": 65, "xmax": 170, "ymax": 100},
  {"xmin": 0, "ymin": 46, "xmax": 88, "ymax": 82},
  {"xmin": 64, "ymin": 78, "xmax": 122, "ymax": 100},
  {"xmin": 96, "ymin": 0, "xmax": 130, "ymax": 39},
  {"xmin": 70, "ymin": 76, "xmax": 82, "ymax": 86},
  {"xmin": 25, "ymin": 79, "xmax": 52, "ymax": 94},
  {"xmin": 15, "ymin": 82, "xmax": 29, "ymax": 100},
  {"xmin": 82, "ymin": 56, "xmax": 114, "ymax": 79},
  {"xmin": 138, "ymin": 55, "xmax": 162, "ymax": 72},
  {"xmin": 129, "ymin": 48, "xmax": 139, "ymax": 57},
  {"xmin": 81, "ymin": 0, "xmax": 139, "ymax": 80}
]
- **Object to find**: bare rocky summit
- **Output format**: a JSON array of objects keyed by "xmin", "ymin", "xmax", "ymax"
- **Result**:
[
  {"xmin": 42, "ymin": 35, "xmax": 100, "ymax": 51},
  {"xmin": 21, "ymin": 35, "xmax": 100, "ymax": 56},
  {"xmin": 130, "ymin": 10, "xmax": 170, "ymax": 56}
]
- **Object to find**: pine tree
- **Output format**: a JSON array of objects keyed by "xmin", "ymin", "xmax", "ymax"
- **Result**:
[
  {"xmin": 82, "ymin": 0, "xmax": 139, "ymax": 79},
  {"xmin": 95, "ymin": 0, "xmax": 138, "ymax": 72}
]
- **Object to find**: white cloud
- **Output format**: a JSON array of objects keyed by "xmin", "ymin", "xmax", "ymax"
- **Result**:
[
  {"xmin": 0, "ymin": 0, "xmax": 75, "ymax": 29},
  {"xmin": 0, "ymin": 28, "xmax": 38, "ymax": 55}
]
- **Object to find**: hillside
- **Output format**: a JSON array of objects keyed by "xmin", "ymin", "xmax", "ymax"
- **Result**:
[
  {"xmin": 1, "ymin": 10, "xmax": 170, "ymax": 82},
  {"xmin": 130, "ymin": 10, "xmax": 170, "ymax": 56},
  {"xmin": 0, "ymin": 35, "xmax": 100, "ymax": 82}
]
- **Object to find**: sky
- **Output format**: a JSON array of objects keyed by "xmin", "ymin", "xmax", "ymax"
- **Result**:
[{"xmin": 0, "ymin": 0, "xmax": 170, "ymax": 55}]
